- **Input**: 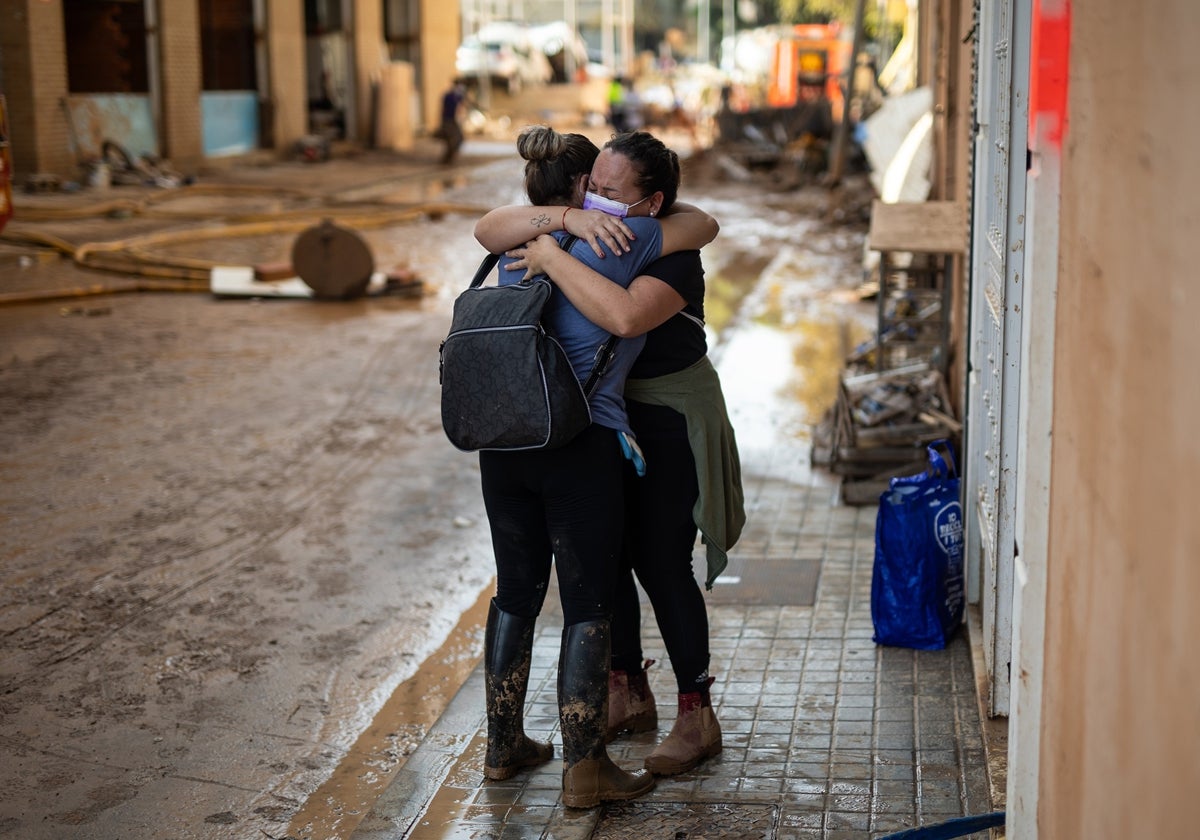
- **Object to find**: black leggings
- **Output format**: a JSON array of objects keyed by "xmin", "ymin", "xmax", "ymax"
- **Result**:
[
  {"xmin": 480, "ymin": 423, "xmax": 624, "ymax": 626},
  {"xmin": 612, "ymin": 401, "xmax": 711, "ymax": 694}
]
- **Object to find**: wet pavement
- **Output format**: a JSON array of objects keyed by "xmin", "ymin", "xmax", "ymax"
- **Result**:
[
  {"xmin": 348, "ymin": 393, "xmax": 996, "ymax": 840},
  {"xmin": 0, "ymin": 138, "xmax": 517, "ymax": 840},
  {"xmin": 0, "ymin": 127, "xmax": 1000, "ymax": 839}
]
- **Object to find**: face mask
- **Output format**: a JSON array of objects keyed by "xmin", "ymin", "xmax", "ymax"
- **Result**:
[{"xmin": 583, "ymin": 190, "xmax": 651, "ymax": 218}]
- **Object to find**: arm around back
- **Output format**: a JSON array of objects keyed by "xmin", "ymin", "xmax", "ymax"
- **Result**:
[
  {"xmin": 512, "ymin": 238, "xmax": 686, "ymax": 338},
  {"xmin": 474, "ymin": 205, "xmax": 562, "ymax": 252},
  {"xmin": 658, "ymin": 202, "xmax": 719, "ymax": 254},
  {"xmin": 475, "ymin": 205, "xmax": 635, "ymax": 258}
]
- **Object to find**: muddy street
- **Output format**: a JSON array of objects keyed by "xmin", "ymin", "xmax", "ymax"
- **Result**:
[{"xmin": 0, "ymin": 145, "xmax": 872, "ymax": 839}]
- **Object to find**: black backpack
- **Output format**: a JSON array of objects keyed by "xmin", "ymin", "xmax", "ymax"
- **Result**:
[{"xmin": 439, "ymin": 237, "xmax": 617, "ymax": 452}]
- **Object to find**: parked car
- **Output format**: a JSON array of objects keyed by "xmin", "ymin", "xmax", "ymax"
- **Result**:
[{"xmin": 456, "ymin": 24, "xmax": 553, "ymax": 95}]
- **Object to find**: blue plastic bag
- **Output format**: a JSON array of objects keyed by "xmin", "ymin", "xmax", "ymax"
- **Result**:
[{"xmin": 871, "ymin": 441, "xmax": 965, "ymax": 650}]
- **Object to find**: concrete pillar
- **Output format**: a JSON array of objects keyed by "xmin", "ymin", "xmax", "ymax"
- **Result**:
[
  {"xmin": 264, "ymin": 0, "xmax": 306, "ymax": 153},
  {"xmin": 420, "ymin": 0, "xmax": 460, "ymax": 132},
  {"xmin": 376, "ymin": 62, "xmax": 414, "ymax": 151},
  {"xmin": 0, "ymin": 0, "xmax": 74, "ymax": 179},
  {"xmin": 156, "ymin": 0, "xmax": 204, "ymax": 169},
  {"xmin": 353, "ymin": 0, "xmax": 387, "ymax": 144}
]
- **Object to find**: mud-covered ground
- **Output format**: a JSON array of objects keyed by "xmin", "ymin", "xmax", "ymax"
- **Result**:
[{"xmin": 0, "ymin": 137, "xmax": 874, "ymax": 839}]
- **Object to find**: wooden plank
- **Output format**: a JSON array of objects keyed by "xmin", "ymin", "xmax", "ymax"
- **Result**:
[
  {"xmin": 841, "ymin": 479, "xmax": 889, "ymax": 506},
  {"xmin": 867, "ymin": 200, "xmax": 968, "ymax": 254},
  {"xmin": 833, "ymin": 462, "xmax": 904, "ymax": 478},
  {"xmin": 918, "ymin": 409, "xmax": 963, "ymax": 434},
  {"xmin": 856, "ymin": 422, "xmax": 952, "ymax": 447},
  {"xmin": 840, "ymin": 457, "xmax": 930, "ymax": 504},
  {"xmin": 842, "ymin": 361, "xmax": 932, "ymax": 391},
  {"xmin": 835, "ymin": 446, "xmax": 926, "ymax": 464},
  {"xmin": 835, "ymin": 380, "xmax": 856, "ymax": 448}
]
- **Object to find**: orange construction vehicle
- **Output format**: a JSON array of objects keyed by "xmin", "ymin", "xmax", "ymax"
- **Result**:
[{"xmin": 766, "ymin": 23, "xmax": 853, "ymax": 121}]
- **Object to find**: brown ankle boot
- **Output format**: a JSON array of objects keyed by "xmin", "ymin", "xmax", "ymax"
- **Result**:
[
  {"xmin": 562, "ymin": 754, "xmax": 656, "ymax": 808},
  {"xmin": 644, "ymin": 677, "xmax": 722, "ymax": 776},
  {"xmin": 559, "ymin": 621, "xmax": 655, "ymax": 808},
  {"xmin": 606, "ymin": 659, "xmax": 657, "ymax": 742}
]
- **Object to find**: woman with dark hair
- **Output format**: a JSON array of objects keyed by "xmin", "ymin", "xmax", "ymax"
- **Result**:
[
  {"xmin": 490, "ymin": 130, "xmax": 745, "ymax": 779},
  {"xmin": 472, "ymin": 125, "xmax": 719, "ymax": 807}
]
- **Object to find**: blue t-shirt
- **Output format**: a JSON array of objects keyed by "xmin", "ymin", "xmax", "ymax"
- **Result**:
[{"xmin": 496, "ymin": 216, "xmax": 663, "ymax": 434}]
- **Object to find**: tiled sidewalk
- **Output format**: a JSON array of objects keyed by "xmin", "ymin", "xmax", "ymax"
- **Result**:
[{"xmin": 353, "ymin": 464, "xmax": 995, "ymax": 840}]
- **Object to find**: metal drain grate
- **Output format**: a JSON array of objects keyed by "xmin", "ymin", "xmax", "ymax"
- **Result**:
[{"xmin": 592, "ymin": 802, "xmax": 779, "ymax": 839}]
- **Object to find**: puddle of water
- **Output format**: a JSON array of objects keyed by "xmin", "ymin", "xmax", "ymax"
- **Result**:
[
  {"xmin": 705, "ymin": 222, "xmax": 874, "ymax": 460},
  {"xmin": 703, "ymin": 251, "xmax": 773, "ymax": 334},
  {"xmin": 720, "ymin": 323, "xmax": 805, "ymax": 447},
  {"xmin": 790, "ymin": 317, "xmax": 869, "ymax": 421}
]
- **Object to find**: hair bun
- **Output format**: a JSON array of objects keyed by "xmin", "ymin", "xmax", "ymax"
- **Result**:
[{"xmin": 517, "ymin": 125, "xmax": 565, "ymax": 162}]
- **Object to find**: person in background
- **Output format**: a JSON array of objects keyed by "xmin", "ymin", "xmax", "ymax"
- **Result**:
[
  {"xmin": 440, "ymin": 80, "xmax": 467, "ymax": 165},
  {"xmin": 607, "ymin": 77, "xmax": 628, "ymax": 133},
  {"xmin": 619, "ymin": 78, "xmax": 644, "ymax": 132}
]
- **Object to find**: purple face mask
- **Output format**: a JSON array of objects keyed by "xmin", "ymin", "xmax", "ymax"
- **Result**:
[{"xmin": 582, "ymin": 190, "xmax": 651, "ymax": 218}]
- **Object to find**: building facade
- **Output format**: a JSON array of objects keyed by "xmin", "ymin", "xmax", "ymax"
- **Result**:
[
  {"xmin": 918, "ymin": 0, "xmax": 1200, "ymax": 835},
  {"xmin": 0, "ymin": 0, "xmax": 459, "ymax": 179}
]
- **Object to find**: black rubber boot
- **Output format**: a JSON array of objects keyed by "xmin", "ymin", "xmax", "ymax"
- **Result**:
[
  {"xmin": 484, "ymin": 600, "xmax": 554, "ymax": 780},
  {"xmin": 558, "ymin": 620, "xmax": 655, "ymax": 808}
]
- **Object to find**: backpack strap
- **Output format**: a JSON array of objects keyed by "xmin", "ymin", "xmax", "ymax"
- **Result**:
[{"xmin": 469, "ymin": 253, "xmax": 500, "ymax": 288}]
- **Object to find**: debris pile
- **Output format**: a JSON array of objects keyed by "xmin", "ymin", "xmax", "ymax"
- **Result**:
[
  {"xmin": 94, "ymin": 140, "xmax": 187, "ymax": 188},
  {"xmin": 812, "ymin": 363, "xmax": 960, "ymax": 505}
]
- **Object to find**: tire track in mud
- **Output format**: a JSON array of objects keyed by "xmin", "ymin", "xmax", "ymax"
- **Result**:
[
  {"xmin": 0, "ymin": 291, "xmax": 497, "ymax": 837},
  {"xmin": 1, "ymin": 208, "xmax": 491, "ymax": 683},
  {"xmin": 0, "ymin": 182, "xmax": 500, "ymax": 838},
  {"xmin": 3, "ymin": 304, "xmax": 454, "ymax": 685}
]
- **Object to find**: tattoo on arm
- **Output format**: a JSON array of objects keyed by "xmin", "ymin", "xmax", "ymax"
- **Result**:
[{"xmin": 532, "ymin": 213, "xmax": 551, "ymax": 229}]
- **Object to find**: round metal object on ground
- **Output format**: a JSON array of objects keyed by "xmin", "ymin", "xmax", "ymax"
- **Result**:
[{"xmin": 291, "ymin": 220, "xmax": 374, "ymax": 300}]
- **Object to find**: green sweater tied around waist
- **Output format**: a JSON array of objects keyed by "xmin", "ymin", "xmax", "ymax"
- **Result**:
[{"xmin": 625, "ymin": 355, "xmax": 746, "ymax": 589}]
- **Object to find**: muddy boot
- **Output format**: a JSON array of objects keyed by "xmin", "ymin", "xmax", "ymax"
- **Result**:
[
  {"xmin": 558, "ymin": 620, "xmax": 655, "ymax": 808},
  {"xmin": 606, "ymin": 659, "xmax": 657, "ymax": 742},
  {"xmin": 644, "ymin": 677, "xmax": 722, "ymax": 776},
  {"xmin": 484, "ymin": 600, "xmax": 554, "ymax": 780}
]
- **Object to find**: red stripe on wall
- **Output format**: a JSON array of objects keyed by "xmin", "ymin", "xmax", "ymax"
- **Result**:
[{"xmin": 1029, "ymin": 0, "xmax": 1071, "ymax": 149}]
